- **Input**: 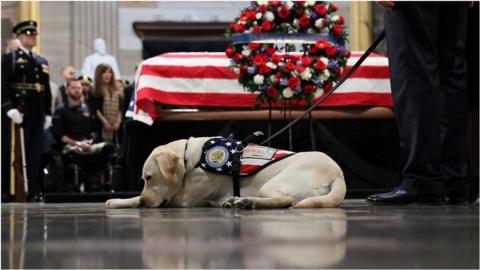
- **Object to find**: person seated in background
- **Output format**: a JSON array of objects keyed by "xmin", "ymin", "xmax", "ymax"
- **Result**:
[
  {"xmin": 52, "ymin": 78, "xmax": 115, "ymax": 191},
  {"xmin": 52, "ymin": 78, "xmax": 113, "ymax": 156}
]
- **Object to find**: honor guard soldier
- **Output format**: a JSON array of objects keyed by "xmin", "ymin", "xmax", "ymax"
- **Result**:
[{"xmin": 1, "ymin": 20, "xmax": 52, "ymax": 202}]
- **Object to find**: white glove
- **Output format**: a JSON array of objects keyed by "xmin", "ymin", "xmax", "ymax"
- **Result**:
[
  {"xmin": 43, "ymin": 115, "xmax": 52, "ymax": 130},
  {"xmin": 7, "ymin": 109, "xmax": 23, "ymax": 124}
]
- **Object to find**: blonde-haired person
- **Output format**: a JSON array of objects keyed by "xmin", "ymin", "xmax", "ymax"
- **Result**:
[{"xmin": 89, "ymin": 64, "xmax": 123, "ymax": 144}]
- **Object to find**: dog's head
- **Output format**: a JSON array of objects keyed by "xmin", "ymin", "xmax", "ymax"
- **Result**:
[{"xmin": 139, "ymin": 145, "xmax": 185, "ymax": 208}]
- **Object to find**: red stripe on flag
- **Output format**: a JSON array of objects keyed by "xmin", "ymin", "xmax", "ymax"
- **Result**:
[
  {"xmin": 136, "ymin": 88, "xmax": 393, "ymax": 113},
  {"xmin": 318, "ymin": 92, "xmax": 393, "ymax": 107},
  {"xmin": 272, "ymin": 152, "xmax": 292, "ymax": 159},
  {"xmin": 239, "ymin": 164, "xmax": 261, "ymax": 175},
  {"xmin": 342, "ymin": 66, "xmax": 390, "ymax": 79},
  {"xmin": 136, "ymin": 88, "xmax": 256, "ymax": 108}
]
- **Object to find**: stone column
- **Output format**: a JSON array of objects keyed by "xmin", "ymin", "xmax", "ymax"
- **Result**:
[
  {"xmin": 349, "ymin": 2, "xmax": 372, "ymax": 51},
  {"xmin": 72, "ymin": 1, "xmax": 118, "ymax": 76}
]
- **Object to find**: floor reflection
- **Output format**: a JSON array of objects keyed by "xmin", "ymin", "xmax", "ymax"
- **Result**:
[
  {"xmin": 1, "ymin": 201, "xmax": 478, "ymax": 269},
  {"xmin": 135, "ymin": 208, "xmax": 347, "ymax": 268}
]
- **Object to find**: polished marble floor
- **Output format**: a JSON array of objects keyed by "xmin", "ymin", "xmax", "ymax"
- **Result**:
[{"xmin": 1, "ymin": 200, "xmax": 478, "ymax": 269}]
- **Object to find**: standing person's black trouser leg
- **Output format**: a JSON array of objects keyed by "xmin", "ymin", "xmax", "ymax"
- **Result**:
[
  {"xmin": 438, "ymin": 3, "xmax": 469, "ymax": 200},
  {"xmin": 367, "ymin": 2, "xmax": 469, "ymax": 204},
  {"xmin": 386, "ymin": 2, "xmax": 444, "ymax": 195},
  {"xmin": 23, "ymin": 117, "xmax": 45, "ymax": 200}
]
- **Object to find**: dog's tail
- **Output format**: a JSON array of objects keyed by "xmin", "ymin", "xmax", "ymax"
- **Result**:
[{"xmin": 293, "ymin": 174, "xmax": 346, "ymax": 208}]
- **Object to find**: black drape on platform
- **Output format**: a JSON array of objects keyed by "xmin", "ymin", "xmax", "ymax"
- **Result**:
[{"xmin": 121, "ymin": 118, "xmax": 402, "ymax": 197}]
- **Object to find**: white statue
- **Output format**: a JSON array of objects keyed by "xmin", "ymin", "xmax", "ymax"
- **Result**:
[{"xmin": 82, "ymin": 38, "xmax": 121, "ymax": 79}]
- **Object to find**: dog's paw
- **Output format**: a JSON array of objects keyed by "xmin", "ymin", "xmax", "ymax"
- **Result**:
[
  {"xmin": 105, "ymin": 199, "xmax": 121, "ymax": 209},
  {"xmin": 220, "ymin": 196, "xmax": 236, "ymax": 208},
  {"xmin": 220, "ymin": 197, "xmax": 254, "ymax": 209},
  {"xmin": 233, "ymin": 197, "xmax": 254, "ymax": 209}
]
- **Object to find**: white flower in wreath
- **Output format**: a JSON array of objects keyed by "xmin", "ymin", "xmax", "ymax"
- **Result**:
[
  {"xmin": 254, "ymin": 74, "xmax": 265, "ymax": 85},
  {"xmin": 283, "ymin": 87, "xmax": 294, "ymax": 98},
  {"xmin": 286, "ymin": 1, "xmax": 294, "ymax": 9},
  {"xmin": 320, "ymin": 69, "xmax": 331, "ymax": 81},
  {"xmin": 314, "ymin": 89, "xmax": 325, "ymax": 98},
  {"xmin": 320, "ymin": 57, "xmax": 329, "ymax": 66},
  {"xmin": 321, "ymin": 27, "xmax": 330, "ymax": 34},
  {"xmin": 315, "ymin": 18, "xmax": 325, "ymax": 28},
  {"xmin": 233, "ymin": 67, "xmax": 240, "ymax": 73},
  {"xmin": 307, "ymin": 28, "xmax": 315, "ymax": 34},
  {"xmin": 293, "ymin": 19, "xmax": 299, "ymax": 27},
  {"xmin": 264, "ymin": 11, "xmax": 275, "ymax": 22},
  {"xmin": 257, "ymin": 0, "xmax": 268, "ymax": 6},
  {"xmin": 265, "ymin": 62, "xmax": 277, "ymax": 69},
  {"xmin": 256, "ymin": 12, "xmax": 263, "ymax": 20},
  {"xmin": 242, "ymin": 48, "xmax": 251, "ymax": 57},
  {"xmin": 331, "ymin": 15, "xmax": 340, "ymax": 22},
  {"xmin": 306, "ymin": 0, "xmax": 316, "ymax": 7},
  {"xmin": 269, "ymin": 75, "xmax": 276, "ymax": 82},
  {"xmin": 300, "ymin": 67, "xmax": 312, "ymax": 80}
]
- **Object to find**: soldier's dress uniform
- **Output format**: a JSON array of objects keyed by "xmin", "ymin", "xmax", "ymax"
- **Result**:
[{"xmin": 1, "ymin": 20, "xmax": 52, "ymax": 201}]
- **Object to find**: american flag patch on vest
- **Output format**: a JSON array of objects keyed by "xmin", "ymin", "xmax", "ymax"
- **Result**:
[{"xmin": 198, "ymin": 137, "xmax": 295, "ymax": 176}]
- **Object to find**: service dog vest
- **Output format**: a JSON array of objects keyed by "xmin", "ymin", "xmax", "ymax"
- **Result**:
[{"xmin": 197, "ymin": 137, "xmax": 295, "ymax": 176}]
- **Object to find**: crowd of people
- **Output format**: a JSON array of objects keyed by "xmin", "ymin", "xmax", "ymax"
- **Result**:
[{"xmin": 1, "ymin": 20, "xmax": 134, "ymax": 202}]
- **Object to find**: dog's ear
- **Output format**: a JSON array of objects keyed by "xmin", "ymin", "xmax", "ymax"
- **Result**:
[{"xmin": 154, "ymin": 150, "xmax": 181, "ymax": 183}]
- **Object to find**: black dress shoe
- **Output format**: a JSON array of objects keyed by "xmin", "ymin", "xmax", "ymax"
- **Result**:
[
  {"xmin": 367, "ymin": 186, "xmax": 420, "ymax": 204},
  {"xmin": 367, "ymin": 186, "xmax": 445, "ymax": 205}
]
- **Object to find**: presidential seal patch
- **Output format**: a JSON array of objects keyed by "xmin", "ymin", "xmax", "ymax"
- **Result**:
[
  {"xmin": 197, "ymin": 137, "xmax": 295, "ymax": 176},
  {"xmin": 205, "ymin": 146, "xmax": 229, "ymax": 168}
]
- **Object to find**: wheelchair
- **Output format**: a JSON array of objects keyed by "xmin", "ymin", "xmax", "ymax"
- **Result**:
[{"xmin": 42, "ymin": 142, "xmax": 120, "ymax": 193}]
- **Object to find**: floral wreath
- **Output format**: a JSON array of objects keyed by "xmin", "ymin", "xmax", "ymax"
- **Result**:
[{"xmin": 225, "ymin": 1, "xmax": 350, "ymax": 107}]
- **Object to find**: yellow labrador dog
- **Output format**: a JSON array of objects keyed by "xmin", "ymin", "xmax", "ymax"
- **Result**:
[{"xmin": 106, "ymin": 137, "xmax": 346, "ymax": 209}]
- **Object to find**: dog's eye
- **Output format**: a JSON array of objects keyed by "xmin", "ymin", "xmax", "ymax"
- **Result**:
[{"xmin": 144, "ymin": 175, "xmax": 152, "ymax": 181}]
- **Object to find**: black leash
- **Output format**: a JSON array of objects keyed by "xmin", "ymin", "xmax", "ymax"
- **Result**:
[{"xmin": 260, "ymin": 30, "xmax": 386, "ymax": 146}]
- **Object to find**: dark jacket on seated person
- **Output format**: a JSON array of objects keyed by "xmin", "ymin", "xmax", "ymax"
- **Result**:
[{"xmin": 52, "ymin": 102, "xmax": 98, "ymax": 144}]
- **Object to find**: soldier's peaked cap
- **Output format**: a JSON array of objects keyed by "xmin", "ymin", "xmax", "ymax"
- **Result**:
[{"xmin": 13, "ymin": 20, "xmax": 38, "ymax": 36}]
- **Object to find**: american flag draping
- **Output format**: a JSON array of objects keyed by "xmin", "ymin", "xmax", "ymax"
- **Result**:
[{"xmin": 129, "ymin": 52, "xmax": 391, "ymax": 125}]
